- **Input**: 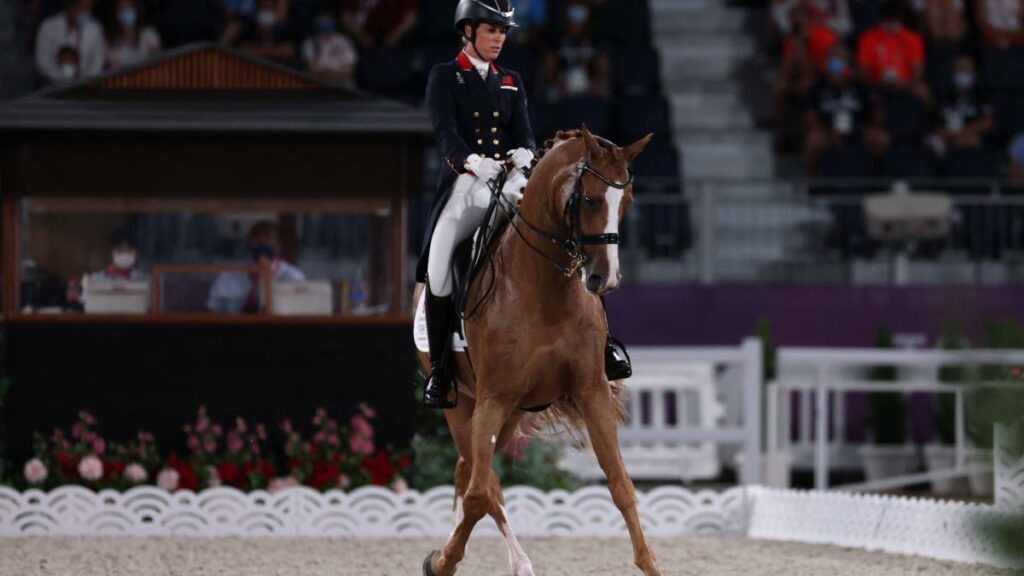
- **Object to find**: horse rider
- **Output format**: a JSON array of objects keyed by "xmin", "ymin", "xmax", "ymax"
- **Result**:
[{"xmin": 418, "ymin": 0, "xmax": 632, "ymax": 409}]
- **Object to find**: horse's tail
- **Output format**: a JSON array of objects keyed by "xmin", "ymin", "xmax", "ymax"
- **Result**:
[{"xmin": 517, "ymin": 380, "xmax": 627, "ymax": 447}]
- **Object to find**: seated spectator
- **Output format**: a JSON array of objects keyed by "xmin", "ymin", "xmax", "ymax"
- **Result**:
[
  {"xmin": 1009, "ymin": 133, "xmax": 1024, "ymax": 182},
  {"xmin": 773, "ymin": 0, "xmax": 852, "ymax": 39},
  {"xmin": 510, "ymin": 0, "xmax": 547, "ymax": 44},
  {"xmin": 544, "ymin": 1, "xmax": 610, "ymax": 101},
  {"xmin": 89, "ymin": 228, "xmax": 148, "ymax": 283},
  {"xmin": 207, "ymin": 221, "xmax": 305, "ymax": 314},
  {"xmin": 54, "ymin": 45, "xmax": 81, "ymax": 82},
  {"xmin": 34, "ymin": 0, "xmax": 105, "ymax": 84},
  {"xmin": 804, "ymin": 44, "xmax": 888, "ymax": 173},
  {"xmin": 772, "ymin": 2, "xmax": 839, "ymax": 150},
  {"xmin": 976, "ymin": 0, "xmax": 1024, "ymax": 50},
  {"xmin": 928, "ymin": 55, "xmax": 998, "ymax": 177},
  {"xmin": 104, "ymin": 0, "xmax": 161, "ymax": 69},
  {"xmin": 238, "ymin": 0, "xmax": 296, "ymax": 65},
  {"xmin": 302, "ymin": 5, "xmax": 358, "ymax": 87},
  {"xmin": 341, "ymin": 0, "xmax": 417, "ymax": 49},
  {"xmin": 341, "ymin": 0, "xmax": 417, "ymax": 95},
  {"xmin": 856, "ymin": 0, "xmax": 930, "ymax": 103},
  {"xmin": 920, "ymin": 0, "xmax": 966, "ymax": 99}
]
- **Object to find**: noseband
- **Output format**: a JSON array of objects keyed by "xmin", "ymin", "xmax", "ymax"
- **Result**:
[{"xmin": 509, "ymin": 156, "xmax": 633, "ymax": 278}]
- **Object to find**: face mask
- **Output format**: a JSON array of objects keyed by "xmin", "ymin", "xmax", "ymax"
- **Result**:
[
  {"xmin": 257, "ymin": 9, "xmax": 276, "ymax": 29},
  {"xmin": 113, "ymin": 252, "xmax": 136, "ymax": 270},
  {"xmin": 118, "ymin": 8, "xmax": 137, "ymax": 28},
  {"xmin": 566, "ymin": 5, "xmax": 590, "ymax": 24},
  {"xmin": 76, "ymin": 11, "xmax": 91, "ymax": 28},
  {"xmin": 826, "ymin": 56, "xmax": 846, "ymax": 78},
  {"xmin": 59, "ymin": 63, "xmax": 78, "ymax": 80},
  {"xmin": 250, "ymin": 243, "xmax": 276, "ymax": 262},
  {"xmin": 953, "ymin": 72, "xmax": 974, "ymax": 91}
]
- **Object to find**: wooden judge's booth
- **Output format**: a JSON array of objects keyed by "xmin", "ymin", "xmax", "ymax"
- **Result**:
[{"xmin": 0, "ymin": 44, "xmax": 432, "ymax": 463}]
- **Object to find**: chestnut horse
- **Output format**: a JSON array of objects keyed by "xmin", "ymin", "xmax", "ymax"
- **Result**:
[{"xmin": 415, "ymin": 127, "xmax": 660, "ymax": 576}]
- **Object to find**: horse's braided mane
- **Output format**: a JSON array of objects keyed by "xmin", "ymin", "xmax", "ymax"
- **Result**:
[{"xmin": 529, "ymin": 129, "xmax": 582, "ymax": 171}]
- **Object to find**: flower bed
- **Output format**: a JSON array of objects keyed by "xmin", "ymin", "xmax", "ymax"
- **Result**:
[{"xmin": 14, "ymin": 405, "xmax": 411, "ymax": 494}]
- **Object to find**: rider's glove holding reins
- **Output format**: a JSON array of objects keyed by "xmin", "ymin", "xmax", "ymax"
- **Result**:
[
  {"xmin": 508, "ymin": 148, "xmax": 534, "ymax": 170},
  {"xmin": 465, "ymin": 154, "xmax": 502, "ymax": 181}
]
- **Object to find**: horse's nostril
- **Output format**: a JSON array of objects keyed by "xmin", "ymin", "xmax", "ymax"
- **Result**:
[{"xmin": 586, "ymin": 274, "xmax": 604, "ymax": 292}]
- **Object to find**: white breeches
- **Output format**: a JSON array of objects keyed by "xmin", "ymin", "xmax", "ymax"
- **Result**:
[{"xmin": 427, "ymin": 171, "xmax": 527, "ymax": 297}]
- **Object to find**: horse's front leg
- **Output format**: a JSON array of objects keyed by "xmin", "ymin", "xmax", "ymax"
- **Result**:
[
  {"xmin": 426, "ymin": 398, "xmax": 510, "ymax": 576},
  {"xmin": 579, "ymin": 382, "xmax": 662, "ymax": 576}
]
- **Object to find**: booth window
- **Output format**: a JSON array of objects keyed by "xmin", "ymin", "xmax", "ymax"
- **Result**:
[{"xmin": 15, "ymin": 199, "xmax": 397, "ymax": 318}]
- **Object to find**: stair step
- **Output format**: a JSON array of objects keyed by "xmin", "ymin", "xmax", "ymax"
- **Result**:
[{"xmin": 670, "ymin": 90, "xmax": 752, "ymax": 130}]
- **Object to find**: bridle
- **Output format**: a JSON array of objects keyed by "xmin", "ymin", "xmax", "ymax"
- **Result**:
[{"xmin": 495, "ymin": 150, "xmax": 634, "ymax": 278}]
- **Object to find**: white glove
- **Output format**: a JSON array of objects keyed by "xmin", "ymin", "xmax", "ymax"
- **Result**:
[
  {"xmin": 465, "ymin": 154, "xmax": 502, "ymax": 182},
  {"xmin": 502, "ymin": 170, "xmax": 527, "ymax": 205},
  {"xmin": 508, "ymin": 148, "xmax": 534, "ymax": 170}
]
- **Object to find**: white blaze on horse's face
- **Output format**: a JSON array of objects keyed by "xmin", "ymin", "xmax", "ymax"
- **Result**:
[{"xmin": 581, "ymin": 183, "xmax": 625, "ymax": 296}]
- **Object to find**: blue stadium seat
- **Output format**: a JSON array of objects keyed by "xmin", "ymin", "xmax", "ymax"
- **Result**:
[
  {"xmin": 615, "ymin": 93, "xmax": 671, "ymax": 142},
  {"xmin": 817, "ymin": 142, "xmax": 875, "ymax": 179},
  {"xmin": 419, "ymin": 0, "xmax": 461, "ymax": 42},
  {"xmin": 593, "ymin": 0, "xmax": 652, "ymax": 45},
  {"xmin": 994, "ymin": 91, "xmax": 1024, "ymax": 138},
  {"xmin": 884, "ymin": 143, "xmax": 936, "ymax": 178},
  {"xmin": 610, "ymin": 43, "xmax": 662, "ymax": 97},
  {"xmin": 880, "ymin": 91, "xmax": 929, "ymax": 145},
  {"xmin": 632, "ymin": 139, "xmax": 680, "ymax": 181},
  {"xmin": 943, "ymin": 147, "xmax": 999, "ymax": 179},
  {"xmin": 983, "ymin": 46, "xmax": 1024, "ymax": 94},
  {"xmin": 553, "ymin": 96, "xmax": 611, "ymax": 135}
]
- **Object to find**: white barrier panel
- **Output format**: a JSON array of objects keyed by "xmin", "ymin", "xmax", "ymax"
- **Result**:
[
  {"xmin": 747, "ymin": 487, "xmax": 1022, "ymax": 570},
  {"xmin": 0, "ymin": 485, "xmax": 748, "ymax": 538}
]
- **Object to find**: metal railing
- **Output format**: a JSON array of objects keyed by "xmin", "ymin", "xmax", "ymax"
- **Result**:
[{"xmin": 412, "ymin": 177, "xmax": 1024, "ymax": 285}]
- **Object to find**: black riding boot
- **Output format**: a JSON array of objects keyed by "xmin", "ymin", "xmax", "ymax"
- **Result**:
[
  {"xmin": 423, "ymin": 289, "xmax": 457, "ymax": 409},
  {"xmin": 605, "ymin": 335, "xmax": 632, "ymax": 380}
]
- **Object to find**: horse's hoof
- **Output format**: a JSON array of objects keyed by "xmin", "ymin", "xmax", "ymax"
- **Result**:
[{"xmin": 423, "ymin": 550, "xmax": 440, "ymax": 576}]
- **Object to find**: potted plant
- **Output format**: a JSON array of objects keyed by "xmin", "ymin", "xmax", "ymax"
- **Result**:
[
  {"xmin": 925, "ymin": 325, "xmax": 969, "ymax": 494},
  {"xmin": 734, "ymin": 317, "xmax": 792, "ymax": 487},
  {"xmin": 859, "ymin": 327, "xmax": 918, "ymax": 481},
  {"xmin": 965, "ymin": 319, "xmax": 1024, "ymax": 496}
]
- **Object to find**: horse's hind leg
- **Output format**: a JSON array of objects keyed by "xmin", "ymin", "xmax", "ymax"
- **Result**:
[
  {"xmin": 428, "ymin": 399, "xmax": 511, "ymax": 576},
  {"xmin": 578, "ymin": 383, "xmax": 662, "ymax": 576}
]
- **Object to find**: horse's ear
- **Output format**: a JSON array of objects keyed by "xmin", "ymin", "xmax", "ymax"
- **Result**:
[
  {"xmin": 622, "ymin": 133, "xmax": 654, "ymax": 162},
  {"xmin": 580, "ymin": 124, "xmax": 603, "ymax": 161}
]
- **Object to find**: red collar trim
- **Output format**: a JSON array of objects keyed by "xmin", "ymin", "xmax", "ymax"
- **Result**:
[{"xmin": 457, "ymin": 51, "xmax": 498, "ymax": 74}]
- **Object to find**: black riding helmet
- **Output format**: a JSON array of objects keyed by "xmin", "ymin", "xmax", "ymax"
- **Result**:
[{"xmin": 454, "ymin": 0, "xmax": 518, "ymax": 34}]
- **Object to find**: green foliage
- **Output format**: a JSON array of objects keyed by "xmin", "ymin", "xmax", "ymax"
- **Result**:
[
  {"xmin": 975, "ymin": 513, "xmax": 1024, "ymax": 568},
  {"xmin": 754, "ymin": 316, "xmax": 776, "ymax": 383},
  {"xmin": 965, "ymin": 319, "xmax": 1024, "ymax": 449},
  {"xmin": 410, "ymin": 432, "xmax": 579, "ymax": 492},
  {"xmin": 935, "ymin": 325, "xmax": 967, "ymax": 445},
  {"xmin": 866, "ymin": 326, "xmax": 907, "ymax": 445}
]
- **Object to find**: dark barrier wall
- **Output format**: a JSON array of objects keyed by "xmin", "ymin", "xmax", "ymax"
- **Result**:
[
  {"xmin": 3, "ymin": 322, "xmax": 416, "ymax": 465},
  {"xmin": 606, "ymin": 284, "xmax": 1024, "ymax": 347}
]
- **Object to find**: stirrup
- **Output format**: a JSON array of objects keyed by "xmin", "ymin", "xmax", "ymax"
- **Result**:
[{"xmin": 605, "ymin": 335, "xmax": 632, "ymax": 380}]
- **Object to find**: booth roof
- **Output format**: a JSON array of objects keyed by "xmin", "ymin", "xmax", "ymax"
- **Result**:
[{"xmin": 0, "ymin": 43, "xmax": 432, "ymax": 135}]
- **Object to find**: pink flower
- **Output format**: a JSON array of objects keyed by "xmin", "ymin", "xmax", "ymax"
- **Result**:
[
  {"xmin": 195, "ymin": 416, "xmax": 208, "ymax": 433},
  {"xmin": 80, "ymin": 411, "xmax": 97, "ymax": 426},
  {"xmin": 255, "ymin": 424, "xmax": 267, "ymax": 440},
  {"xmin": 359, "ymin": 403, "xmax": 376, "ymax": 419},
  {"xmin": 327, "ymin": 434, "xmax": 340, "ymax": 446},
  {"xmin": 78, "ymin": 455, "xmax": 103, "ymax": 481},
  {"xmin": 156, "ymin": 468, "xmax": 180, "ymax": 491},
  {"xmin": 137, "ymin": 431, "xmax": 154, "ymax": 443},
  {"xmin": 349, "ymin": 437, "xmax": 374, "ymax": 456},
  {"xmin": 350, "ymin": 415, "xmax": 374, "ymax": 439},
  {"xmin": 211, "ymin": 425, "xmax": 223, "ymax": 437},
  {"xmin": 206, "ymin": 465, "xmax": 221, "ymax": 487},
  {"xmin": 186, "ymin": 435, "xmax": 199, "ymax": 451},
  {"xmin": 226, "ymin": 432, "xmax": 244, "ymax": 453},
  {"xmin": 71, "ymin": 424, "xmax": 83, "ymax": 440},
  {"xmin": 268, "ymin": 476, "xmax": 300, "ymax": 494},
  {"xmin": 313, "ymin": 432, "xmax": 325, "ymax": 444},
  {"xmin": 337, "ymin": 474, "xmax": 351, "ymax": 490},
  {"xmin": 280, "ymin": 420, "xmax": 293, "ymax": 434},
  {"xmin": 202, "ymin": 438, "xmax": 217, "ymax": 454},
  {"xmin": 124, "ymin": 463, "xmax": 148, "ymax": 483},
  {"xmin": 92, "ymin": 437, "xmax": 107, "ymax": 455},
  {"xmin": 23, "ymin": 458, "xmax": 48, "ymax": 484},
  {"xmin": 390, "ymin": 477, "xmax": 408, "ymax": 493}
]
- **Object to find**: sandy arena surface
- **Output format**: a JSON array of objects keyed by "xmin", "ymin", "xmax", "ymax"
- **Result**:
[{"xmin": 0, "ymin": 536, "xmax": 1017, "ymax": 576}]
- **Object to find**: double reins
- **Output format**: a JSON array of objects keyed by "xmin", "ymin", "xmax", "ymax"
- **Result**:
[{"xmin": 492, "ymin": 156, "xmax": 633, "ymax": 278}]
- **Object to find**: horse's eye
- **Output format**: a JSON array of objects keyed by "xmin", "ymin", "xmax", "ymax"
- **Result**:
[{"xmin": 583, "ymin": 196, "xmax": 597, "ymax": 207}]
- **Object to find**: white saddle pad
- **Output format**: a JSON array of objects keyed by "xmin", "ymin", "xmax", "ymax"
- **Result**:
[{"xmin": 413, "ymin": 291, "xmax": 468, "ymax": 353}]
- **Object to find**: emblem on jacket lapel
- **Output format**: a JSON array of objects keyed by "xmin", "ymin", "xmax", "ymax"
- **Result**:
[{"xmin": 455, "ymin": 71, "xmax": 466, "ymax": 85}]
